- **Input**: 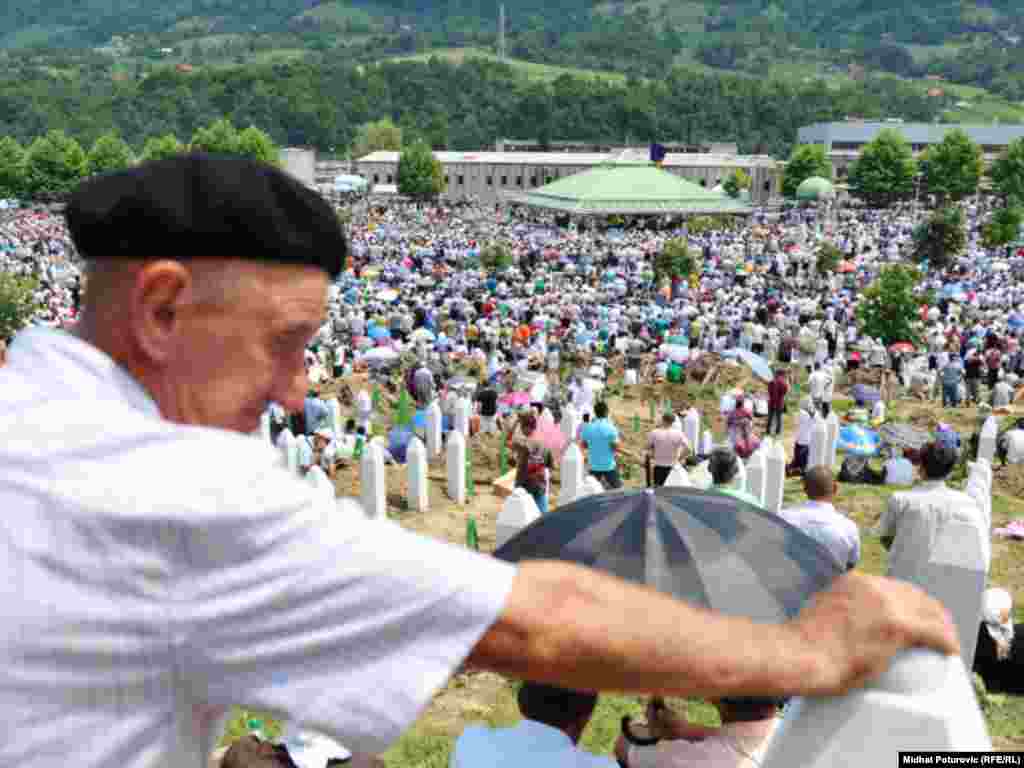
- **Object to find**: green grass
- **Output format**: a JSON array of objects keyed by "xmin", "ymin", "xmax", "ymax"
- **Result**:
[
  {"xmin": 302, "ymin": 1, "xmax": 385, "ymax": 29},
  {"xmin": 383, "ymin": 47, "xmax": 628, "ymax": 83},
  {"xmin": 0, "ymin": 24, "xmax": 74, "ymax": 49}
]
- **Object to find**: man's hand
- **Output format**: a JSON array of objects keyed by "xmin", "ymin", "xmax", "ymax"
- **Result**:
[{"xmin": 792, "ymin": 572, "xmax": 959, "ymax": 696}]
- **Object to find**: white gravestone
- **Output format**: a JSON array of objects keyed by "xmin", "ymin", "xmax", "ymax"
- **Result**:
[
  {"xmin": 305, "ymin": 465, "xmax": 335, "ymax": 501},
  {"xmin": 895, "ymin": 517, "xmax": 989, "ymax": 669},
  {"xmin": 446, "ymin": 429, "xmax": 467, "ymax": 504},
  {"xmin": 689, "ymin": 461, "xmax": 713, "ymax": 490},
  {"xmin": 746, "ymin": 449, "xmax": 766, "ymax": 506},
  {"xmin": 761, "ymin": 650, "xmax": 991, "ymax": 768},
  {"xmin": 978, "ymin": 415, "xmax": 999, "ymax": 465},
  {"xmin": 559, "ymin": 442, "xmax": 585, "ymax": 507},
  {"xmin": 454, "ymin": 396, "xmax": 472, "ymax": 438},
  {"xmin": 579, "ymin": 475, "xmax": 605, "ymax": 498},
  {"xmin": 664, "ymin": 464, "xmax": 691, "ymax": 488},
  {"xmin": 496, "ymin": 488, "xmax": 542, "ymax": 550},
  {"xmin": 359, "ymin": 441, "xmax": 387, "ymax": 520},
  {"xmin": 259, "ymin": 411, "xmax": 272, "ymax": 445},
  {"xmin": 407, "ymin": 436, "xmax": 429, "ymax": 513},
  {"xmin": 965, "ymin": 459, "xmax": 993, "ymax": 534},
  {"xmin": 623, "ymin": 369, "xmax": 638, "ymax": 386},
  {"xmin": 425, "ymin": 401, "xmax": 443, "ymax": 459},
  {"xmin": 731, "ymin": 454, "xmax": 748, "ymax": 494},
  {"xmin": 276, "ymin": 428, "xmax": 298, "ymax": 475},
  {"xmin": 326, "ymin": 397, "xmax": 342, "ymax": 437},
  {"xmin": 561, "ymin": 404, "xmax": 581, "ymax": 445},
  {"xmin": 699, "ymin": 430, "xmax": 714, "ymax": 457},
  {"xmin": 355, "ymin": 390, "xmax": 373, "ymax": 431},
  {"xmin": 763, "ymin": 438, "xmax": 786, "ymax": 513},
  {"xmin": 808, "ymin": 414, "xmax": 829, "ymax": 469},
  {"xmin": 684, "ymin": 408, "xmax": 701, "ymax": 451},
  {"xmin": 825, "ymin": 411, "xmax": 840, "ymax": 469}
]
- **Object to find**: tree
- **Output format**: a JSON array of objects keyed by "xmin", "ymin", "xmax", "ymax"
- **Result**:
[
  {"xmin": 990, "ymin": 138, "xmax": 1024, "ymax": 204},
  {"xmin": 23, "ymin": 130, "xmax": 88, "ymax": 199},
  {"xmin": 396, "ymin": 140, "xmax": 444, "ymax": 200},
  {"xmin": 856, "ymin": 264, "xmax": 925, "ymax": 346},
  {"xmin": 140, "ymin": 134, "xmax": 185, "ymax": 163},
  {"xmin": 722, "ymin": 168, "xmax": 751, "ymax": 199},
  {"xmin": 847, "ymin": 128, "xmax": 917, "ymax": 208},
  {"xmin": 0, "ymin": 137, "xmax": 26, "ymax": 199},
  {"xmin": 815, "ymin": 241, "xmax": 842, "ymax": 276},
  {"xmin": 654, "ymin": 238, "xmax": 695, "ymax": 286},
  {"xmin": 781, "ymin": 144, "xmax": 831, "ymax": 199},
  {"xmin": 920, "ymin": 128, "xmax": 983, "ymax": 205},
  {"xmin": 190, "ymin": 118, "xmax": 240, "ymax": 154},
  {"xmin": 912, "ymin": 206, "xmax": 966, "ymax": 271},
  {"xmin": 352, "ymin": 119, "xmax": 402, "ymax": 159},
  {"xmin": 236, "ymin": 125, "xmax": 279, "ymax": 165},
  {"xmin": 0, "ymin": 272, "xmax": 40, "ymax": 342},
  {"xmin": 981, "ymin": 204, "xmax": 1024, "ymax": 253},
  {"xmin": 87, "ymin": 132, "xmax": 134, "ymax": 175},
  {"xmin": 480, "ymin": 240, "xmax": 514, "ymax": 274}
]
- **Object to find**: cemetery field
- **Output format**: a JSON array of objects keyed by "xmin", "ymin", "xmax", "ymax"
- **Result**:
[{"xmin": 226, "ymin": 369, "xmax": 1024, "ymax": 762}]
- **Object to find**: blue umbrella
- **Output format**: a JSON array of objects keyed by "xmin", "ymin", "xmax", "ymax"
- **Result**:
[
  {"xmin": 1009, "ymin": 314, "xmax": 1024, "ymax": 330},
  {"xmin": 838, "ymin": 425, "xmax": 880, "ymax": 457},
  {"xmin": 367, "ymin": 325, "xmax": 390, "ymax": 340}
]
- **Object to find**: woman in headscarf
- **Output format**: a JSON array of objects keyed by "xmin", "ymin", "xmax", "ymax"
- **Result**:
[{"xmin": 974, "ymin": 587, "xmax": 1024, "ymax": 694}]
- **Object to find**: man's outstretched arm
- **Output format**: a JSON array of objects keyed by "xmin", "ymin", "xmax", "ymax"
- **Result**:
[{"xmin": 467, "ymin": 560, "xmax": 958, "ymax": 699}]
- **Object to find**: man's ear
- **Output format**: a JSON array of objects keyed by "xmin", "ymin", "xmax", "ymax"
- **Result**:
[{"xmin": 129, "ymin": 260, "xmax": 193, "ymax": 365}]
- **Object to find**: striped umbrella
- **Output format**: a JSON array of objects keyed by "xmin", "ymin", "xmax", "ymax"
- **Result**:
[{"xmin": 495, "ymin": 488, "xmax": 840, "ymax": 622}]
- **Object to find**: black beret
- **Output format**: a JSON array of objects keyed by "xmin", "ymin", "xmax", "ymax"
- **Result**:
[{"xmin": 66, "ymin": 152, "xmax": 347, "ymax": 279}]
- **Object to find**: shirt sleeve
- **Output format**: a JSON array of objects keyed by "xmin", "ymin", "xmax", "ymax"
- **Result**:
[{"xmin": 184, "ymin": 485, "xmax": 517, "ymax": 755}]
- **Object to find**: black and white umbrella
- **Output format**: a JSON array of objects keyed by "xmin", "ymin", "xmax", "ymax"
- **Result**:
[{"xmin": 494, "ymin": 487, "xmax": 841, "ymax": 623}]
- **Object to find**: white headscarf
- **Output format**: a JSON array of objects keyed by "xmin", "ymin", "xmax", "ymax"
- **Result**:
[{"xmin": 982, "ymin": 588, "xmax": 1015, "ymax": 660}]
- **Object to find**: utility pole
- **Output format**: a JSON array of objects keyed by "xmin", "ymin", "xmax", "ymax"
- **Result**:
[{"xmin": 498, "ymin": 4, "xmax": 506, "ymax": 61}]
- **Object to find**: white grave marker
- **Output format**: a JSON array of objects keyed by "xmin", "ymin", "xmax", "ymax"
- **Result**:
[
  {"xmin": 808, "ymin": 414, "xmax": 828, "ymax": 469},
  {"xmin": 978, "ymin": 415, "xmax": 999, "ymax": 465},
  {"xmin": 684, "ymin": 408, "xmax": 701, "ymax": 451},
  {"xmin": 407, "ymin": 436, "xmax": 429, "ymax": 512},
  {"xmin": 359, "ymin": 441, "xmax": 387, "ymax": 520},
  {"xmin": 825, "ymin": 411, "xmax": 840, "ymax": 468},
  {"xmin": 746, "ymin": 449, "xmax": 766, "ymax": 506},
  {"xmin": 496, "ymin": 488, "xmax": 541, "ymax": 550},
  {"xmin": 425, "ymin": 401, "xmax": 443, "ymax": 459},
  {"xmin": 559, "ymin": 442, "xmax": 585, "ymax": 507},
  {"xmin": 446, "ymin": 429, "xmax": 467, "ymax": 504},
  {"xmin": 763, "ymin": 438, "xmax": 786, "ymax": 513},
  {"xmin": 761, "ymin": 650, "xmax": 991, "ymax": 768},
  {"xmin": 664, "ymin": 464, "xmax": 691, "ymax": 487},
  {"xmin": 561, "ymin": 404, "xmax": 581, "ymax": 445}
]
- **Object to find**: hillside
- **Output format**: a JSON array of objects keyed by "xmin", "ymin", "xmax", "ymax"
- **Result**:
[{"xmin": 3, "ymin": 0, "xmax": 1024, "ymax": 103}]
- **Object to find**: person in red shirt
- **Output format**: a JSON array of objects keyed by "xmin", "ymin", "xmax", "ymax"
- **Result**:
[{"xmin": 766, "ymin": 369, "xmax": 789, "ymax": 437}]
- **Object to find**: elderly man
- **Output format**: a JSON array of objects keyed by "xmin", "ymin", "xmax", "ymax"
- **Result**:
[{"xmin": 0, "ymin": 155, "xmax": 958, "ymax": 767}]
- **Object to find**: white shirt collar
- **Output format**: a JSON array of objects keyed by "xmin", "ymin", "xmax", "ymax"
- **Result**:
[{"xmin": 10, "ymin": 327, "xmax": 161, "ymax": 419}]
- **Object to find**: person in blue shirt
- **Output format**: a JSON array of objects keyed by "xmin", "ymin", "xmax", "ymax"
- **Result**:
[
  {"xmin": 581, "ymin": 400, "xmax": 622, "ymax": 489},
  {"xmin": 303, "ymin": 389, "xmax": 330, "ymax": 436}
]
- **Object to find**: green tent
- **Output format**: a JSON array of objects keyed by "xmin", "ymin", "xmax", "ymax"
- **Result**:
[
  {"xmin": 795, "ymin": 176, "xmax": 834, "ymax": 202},
  {"xmin": 503, "ymin": 162, "xmax": 753, "ymax": 216}
]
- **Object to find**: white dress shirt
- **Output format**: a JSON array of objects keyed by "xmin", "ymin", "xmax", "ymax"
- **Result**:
[
  {"xmin": 780, "ymin": 500, "xmax": 861, "ymax": 571},
  {"xmin": 450, "ymin": 719, "xmax": 616, "ymax": 768},
  {"xmin": 0, "ymin": 328, "xmax": 517, "ymax": 768}
]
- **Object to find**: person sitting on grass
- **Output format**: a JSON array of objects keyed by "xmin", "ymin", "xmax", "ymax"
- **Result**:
[
  {"xmin": 614, "ymin": 696, "xmax": 783, "ymax": 768},
  {"xmin": 450, "ymin": 682, "xmax": 615, "ymax": 768}
]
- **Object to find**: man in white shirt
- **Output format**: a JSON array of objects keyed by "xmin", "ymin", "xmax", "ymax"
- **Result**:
[
  {"xmin": 781, "ymin": 467, "xmax": 861, "ymax": 572},
  {"xmin": 0, "ymin": 155, "xmax": 959, "ymax": 768},
  {"xmin": 807, "ymin": 363, "xmax": 829, "ymax": 416},
  {"xmin": 451, "ymin": 683, "xmax": 614, "ymax": 768}
]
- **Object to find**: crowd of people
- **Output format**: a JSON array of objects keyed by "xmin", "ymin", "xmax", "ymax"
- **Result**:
[{"xmin": 0, "ymin": 155, "xmax": 1018, "ymax": 768}]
